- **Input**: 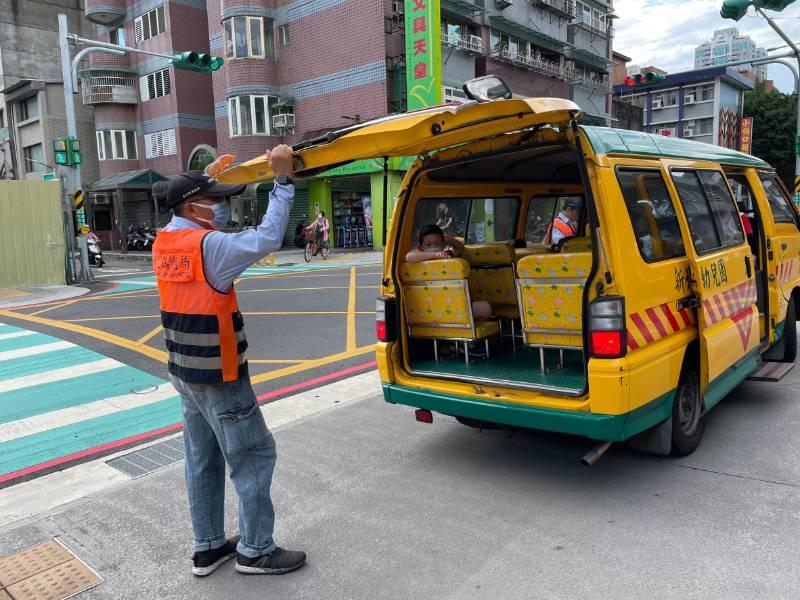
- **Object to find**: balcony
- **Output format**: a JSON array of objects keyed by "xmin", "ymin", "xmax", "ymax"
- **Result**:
[
  {"xmin": 80, "ymin": 70, "xmax": 138, "ymax": 105},
  {"xmin": 496, "ymin": 49, "xmax": 572, "ymax": 80},
  {"xmin": 573, "ymin": 74, "xmax": 612, "ymax": 93},
  {"xmin": 441, "ymin": 32, "xmax": 484, "ymax": 55},
  {"xmin": 85, "ymin": 0, "xmax": 126, "ymax": 26},
  {"xmin": 530, "ymin": 0, "xmax": 576, "ymax": 19},
  {"xmin": 571, "ymin": 12, "xmax": 608, "ymax": 36}
]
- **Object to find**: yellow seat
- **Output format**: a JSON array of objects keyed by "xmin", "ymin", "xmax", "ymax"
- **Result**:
[
  {"xmin": 516, "ymin": 252, "xmax": 592, "ymax": 371},
  {"xmin": 515, "ymin": 246, "xmax": 554, "ymax": 262},
  {"xmin": 400, "ymin": 258, "xmax": 499, "ymax": 363},
  {"xmin": 561, "ymin": 237, "xmax": 592, "ymax": 253}
]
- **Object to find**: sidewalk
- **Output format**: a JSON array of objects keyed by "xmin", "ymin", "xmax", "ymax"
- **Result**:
[{"xmin": 0, "ymin": 285, "xmax": 89, "ymax": 310}]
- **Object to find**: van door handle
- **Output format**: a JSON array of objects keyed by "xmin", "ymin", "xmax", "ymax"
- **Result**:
[
  {"xmin": 781, "ymin": 242, "xmax": 788, "ymax": 250},
  {"xmin": 677, "ymin": 297, "xmax": 700, "ymax": 310},
  {"xmin": 745, "ymin": 255, "xmax": 752, "ymax": 279}
]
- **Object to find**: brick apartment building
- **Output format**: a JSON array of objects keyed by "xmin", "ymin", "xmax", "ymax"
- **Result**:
[
  {"xmin": 207, "ymin": 0, "xmax": 616, "ymax": 249},
  {"xmin": 81, "ymin": 0, "xmax": 217, "ymax": 248}
]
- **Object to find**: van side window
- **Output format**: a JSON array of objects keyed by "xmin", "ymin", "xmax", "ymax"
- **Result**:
[
  {"xmin": 525, "ymin": 196, "xmax": 582, "ymax": 246},
  {"xmin": 759, "ymin": 173, "xmax": 799, "ymax": 226},
  {"xmin": 671, "ymin": 170, "xmax": 743, "ymax": 253},
  {"xmin": 616, "ymin": 169, "xmax": 685, "ymax": 262},
  {"xmin": 412, "ymin": 198, "xmax": 519, "ymax": 244}
]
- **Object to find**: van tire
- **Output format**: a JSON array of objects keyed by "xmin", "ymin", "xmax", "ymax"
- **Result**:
[{"xmin": 671, "ymin": 365, "xmax": 705, "ymax": 456}]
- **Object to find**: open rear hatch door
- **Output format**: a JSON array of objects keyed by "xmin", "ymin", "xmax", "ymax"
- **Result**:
[{"xmin": 215, "ymin": 98, "xmax": 582, "ymax": 184}]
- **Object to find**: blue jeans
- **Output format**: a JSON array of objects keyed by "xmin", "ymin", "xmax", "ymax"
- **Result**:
[{"xmin": 170, "ymin": 374, "xmax": 277, "ymax": 558}]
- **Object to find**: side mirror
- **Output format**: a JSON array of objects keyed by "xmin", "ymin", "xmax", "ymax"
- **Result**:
[{"xmin": 463, "ymin": 75, "xmax": 512, "ymax": 102}]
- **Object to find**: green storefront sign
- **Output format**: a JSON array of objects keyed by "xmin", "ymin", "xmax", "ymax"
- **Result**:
[{"xmin": 404, "ymin": 0, "xmax": 442, "ymax": 110}]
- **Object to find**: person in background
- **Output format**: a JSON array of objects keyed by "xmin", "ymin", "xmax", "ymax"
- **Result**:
[
  {"xmin": 152, "ymin": 145, "xmax": 306, "ymax": 578},
  {"xmin": 435, "ymin": 203, "xmax": 455, "ymax": 235},
  {"xmin": 306, "ymin": 210, "xmax": 330, "ymax": 254},
  {"xmin": 548, "ymin": 198, "xmax": 582, "ymax": 247},
  {"xmin": 405, "ymin": 224, "xmax": 492, "ymax": 320}
]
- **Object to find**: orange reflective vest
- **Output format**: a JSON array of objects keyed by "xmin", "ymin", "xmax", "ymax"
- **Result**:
[
  {"xmin": 545, "ymin": 217, "xmax": 576, "ymax": 244},
  {"xmin": 153, "ymin": 229, "xmax": 248, "ymax": 384}
]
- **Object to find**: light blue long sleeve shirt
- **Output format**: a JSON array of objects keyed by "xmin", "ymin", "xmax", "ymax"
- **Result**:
[{"xmin": 163, "ymin": 182, "xmax": 294, "ymax": 292}]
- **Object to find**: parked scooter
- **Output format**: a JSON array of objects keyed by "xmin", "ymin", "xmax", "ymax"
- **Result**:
[
  {"xmin": 294, "ymin": 219, "xmax": 308, "ymax": 248},
  {"xmin": 87, "ymin": 234, "xmax": 104, "ymax": 267}
]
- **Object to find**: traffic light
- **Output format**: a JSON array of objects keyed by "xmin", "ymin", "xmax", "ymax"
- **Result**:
[
  {"xmin": 53, "ymin": 137, "xmax": 81, "ymax": 166},
  {"xmin": 624, "ymin": 73, "xmax": 659, "ymax": 87},
  {"xmin": 172, "ymin": 51, "xmax": 224, "ymax": 73},
  {"xmin": 721, "ymin": 0, "xmax": 797, "ymax": 20},
  {"xmin": 644, "ymin": 72, "xmax": 665, "ymax": 84}
]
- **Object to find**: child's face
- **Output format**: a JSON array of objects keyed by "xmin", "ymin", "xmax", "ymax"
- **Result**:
[{"xmin": 419, "ymin": 233, "xmax": 445, "ymax": 253}]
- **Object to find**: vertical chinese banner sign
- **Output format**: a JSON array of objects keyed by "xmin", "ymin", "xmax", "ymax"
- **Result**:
[
  {"xmin": 739, "ymin": 117, "xmax": 753, "ymax": 154},
  {"xmin": 404, "ymin": 0, "xmax": 442, "ymax": 110}
]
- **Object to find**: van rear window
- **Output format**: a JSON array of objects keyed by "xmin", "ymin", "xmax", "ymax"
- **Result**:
[
  {"xmin": 413, "ymin": 198, "xmax": 519, "ymax": 244},
  {"xmin": 616, "ymin": 169, "xmax": 685, "ymax": 262}
]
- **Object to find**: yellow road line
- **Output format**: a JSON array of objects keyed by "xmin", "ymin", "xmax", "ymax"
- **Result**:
[
  {"xmin": 249, "ymin": 344, "xmax": 375, "ymax": 384},
  {"xmin": 136, "ymin": 325, "xmax": 163, "ymax": 344},
  {"xmin": 347, "ymin": 267, "xmax": 357, "ymax": 352},
  {"xmin": 64, "ymin": 315, "xmax": 161, "ymax": 322},
  {"xmin": 0, "ymin": 309, "xmax": 168, "ymax": 362},
  {"xmin": 65, "ymin": 311, "xmax": 375, "ymax": 322},
  {"xmin": 244, "ymin": 311, "xmax": 374, "ymax": 316},
  {"xmin": 29, "ymin": 298, "xmax": 81, "ymax": 316}
]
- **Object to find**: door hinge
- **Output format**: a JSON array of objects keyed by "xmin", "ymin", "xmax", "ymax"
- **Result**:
[{"xmin": 676, "ymin": 297, "xmax": 700, "ymax": 310}]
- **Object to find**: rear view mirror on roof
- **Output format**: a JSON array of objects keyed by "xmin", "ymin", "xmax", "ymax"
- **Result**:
[{"xmin": 463, "ymin": 75, "xmax": 512, "ymax": 103}]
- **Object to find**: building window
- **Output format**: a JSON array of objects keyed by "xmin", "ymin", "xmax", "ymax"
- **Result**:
[
  {"xmin": 223, "ymin": 16, "xmax": 274, "ymax": 59},
  {"xmin": 23, "ymin": 144, "xmax": 44, "ymax": 172},
  {"xmin": 188, "ymin": 145, "xmax": 217, "ymax": 171},
  {"xmin": 110, "ymin": 26, "xmax": 126, "ymax": 46},
  {"xmin": 96, "ymin": 129, "xmax": 137, "ymax": 160},
  {"xmin": 279, "ymin": 24, "xmax": 289, "ymax": 46},
  {"xmin": 139, "ymin": 68, "xmax": 171, "ymax": 101},
  {"xmin": 228, "ymin": 95, "xmax": 278, "ymax": 137},
  {"xmin": 443, "ymin": 85, "xmax": 468, "ymax": 104},
  {"xmin": 134, "ymin": 5, "xmax": 166, "ymax": 43},
  {"xmin": 700, "ymin": 84, "xmax": 714, "ymax": 101},
  {"xmin": 144, "ymin": 128, "xmax": 177, "ymax": 158},
  {"xmin": 19, "ymin": 95, "xmax": 39, "ymax": 121}
]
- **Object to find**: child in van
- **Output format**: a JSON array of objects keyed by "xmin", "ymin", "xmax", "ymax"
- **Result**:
[{"xmin": 405, "ymin": 224, "xmax": 492, "ymax": 320}]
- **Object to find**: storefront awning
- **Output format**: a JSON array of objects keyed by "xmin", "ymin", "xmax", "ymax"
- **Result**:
[
  {"xmin": 572, "ymin": 48, "xmax": 612, "ymax": 70},
  {"xmin": 488, "ymin": 16, "xmax": 568, "ymax": 53},
  {"xmin": 442, "ymin": 0, "xmax": 484, "ymax": 18},
  {"xmin": 89, "ymin": 169, "xmax": 167, "ymax": 191}
]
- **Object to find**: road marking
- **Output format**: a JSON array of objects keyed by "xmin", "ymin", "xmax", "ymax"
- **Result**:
[
  {"xmin": 2, "ymin": 358, "xmax": 122, "ymax": 393},
  {"xmin": 0, "ymin": 309, "xmax": 168, "ymax": 363},
  {"xmin": 248, "ymin": 359, "xmax": 312, "ymax": 364},
  {"xmin": 136, "ymin": 325, "xmax": 163, "ymax": 344},
  {"xmin": 0, "ymin": 341, "xmax": 74, "ymax": 362},
  {"xmin": 64, "ymin": 315, "xmax": 161, "ymax": 322},
  {"xmin": 29, "ymin": 299, "xmax": 81, "ymax": 317},
  {"xmin": 347, "ymin": 267, "xmax": 357, "ymax": 352},
  {"xmin": 249, "ymin": 344, "xmax": 376, "ymax": 384},
  {"xmin": 0, "ymin": 369, "xmax": 379, "ymax": 527},
  {"xmin": 0, "ymin": 383, "xmax": 177, "ymax": 443},
  {"xmin": 0, "ymin": 330, "xmax": 37, "ymax": 341},
  {"xmin": 114, "ymin": 279, "xmax": 159, "ymax": 287}
]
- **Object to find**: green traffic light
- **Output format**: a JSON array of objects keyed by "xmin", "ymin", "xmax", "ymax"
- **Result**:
[
  {"xmin": 172, "ymin": 51, "xmax": 224, "ymax": 73},
  {"xmin": 209, "ymin": 57, "xmax": 224, "ymax": 71},
  {"xmin": 755, "ymin": 0, "xmax": 797, "ymax": 9},
  {"xmin": 645, "ymin": 72, "xmax": 665, "ymax": 84},
  {"xmin": 720, "ymin": 0, "xmax": 752, "ymax": 19}
]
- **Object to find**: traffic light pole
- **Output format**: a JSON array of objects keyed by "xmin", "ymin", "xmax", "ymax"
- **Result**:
[{"xmin": 754, "ymin": 6, "xmax": 800, "ymax": 203}]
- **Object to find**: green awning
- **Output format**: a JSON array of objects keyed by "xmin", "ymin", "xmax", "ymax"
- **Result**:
[
  {"xmin": 572, "ymin": 49, "xmax": 612, "ymax": 70},
  {"xmin": 488, "ymin": 16, "xmax": 567, "ymax": 53},
  {"xmin": 442, "ymin": 0, "xmax": 483, "ymax": 18}
]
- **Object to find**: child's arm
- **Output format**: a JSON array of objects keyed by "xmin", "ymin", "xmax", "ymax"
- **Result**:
[{"xmin": 405, "ymin": 250, "xmax": 449, "ymax": 263}]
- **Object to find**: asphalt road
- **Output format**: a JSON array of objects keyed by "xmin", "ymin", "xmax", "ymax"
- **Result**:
[{"xmin": 1, "ymin": 364, "xmax": 798, "ymax": 599}]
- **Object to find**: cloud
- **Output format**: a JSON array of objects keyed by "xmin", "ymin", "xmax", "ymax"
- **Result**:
[{"xmin": 614, "ymin": 0, "xmax": 800, "ymax": 92}]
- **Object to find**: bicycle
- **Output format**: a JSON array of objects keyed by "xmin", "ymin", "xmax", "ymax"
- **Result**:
[{"xmin": 303, "ymin": 227, "xmax": 329, "ymax": 262}]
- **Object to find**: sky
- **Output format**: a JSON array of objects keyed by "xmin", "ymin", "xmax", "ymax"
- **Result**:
[{"xmin": 614, "ymin": 0, "xmax": 800, "ymax": 93}]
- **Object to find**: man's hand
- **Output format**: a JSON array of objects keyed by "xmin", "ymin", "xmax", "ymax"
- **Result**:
[{"xmin": 266, "ymin": 144, "xmax": 293, "ymax": 178}]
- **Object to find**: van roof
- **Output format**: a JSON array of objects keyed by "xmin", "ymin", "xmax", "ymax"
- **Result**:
[{"xmin": 580, "ymin": 126, "xmax": 769, "ymax": 168}]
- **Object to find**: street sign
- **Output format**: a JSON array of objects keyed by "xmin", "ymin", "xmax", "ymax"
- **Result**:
[
  {"xmin": 739, "ymin": 117, "xmax": 753, "ymax": 154},
  {"xmin": 74, "ymin": 189, "xmax": 85, "ymax": 210},
  {"xmin": 42, "ymin": 173, "xmax": 56, "ymax": 181},
  {"xmin": 404, "ymin": 0, "xmax": 442, "ymax": 110}
]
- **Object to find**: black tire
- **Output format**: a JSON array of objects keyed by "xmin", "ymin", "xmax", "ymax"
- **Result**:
[
  {"xmin": 304, "ymin": 243, "xmax": 313, "ymax": 263},
  {"xmin": 777, "ymin": 300, "xmax": 797, "ymax": 363},
  {"xmin": 671, "ymin": 364, "xmax": 705, "ymax": 456}
]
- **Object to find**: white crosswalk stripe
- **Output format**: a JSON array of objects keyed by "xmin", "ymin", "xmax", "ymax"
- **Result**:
[
  {"xmin": 0, "ymin": 330, "xmax": 37, "ymax": 341},
  {"xmin": 0, "ymin": 340, "xmax": 75, "ymax": 362},
  {"xmin": 1, "ymin": 358, "xmax": 123, "ymax": 393}
]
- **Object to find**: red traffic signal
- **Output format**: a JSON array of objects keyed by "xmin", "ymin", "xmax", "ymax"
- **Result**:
[{"xmin": 625, "ymin": 74, "xmax": 647, "ymax": 87}]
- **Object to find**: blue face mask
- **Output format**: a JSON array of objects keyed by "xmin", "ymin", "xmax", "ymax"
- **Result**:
[{"xmin": 191, "ymin": 201, "xmax": 230, "ymax": 230}]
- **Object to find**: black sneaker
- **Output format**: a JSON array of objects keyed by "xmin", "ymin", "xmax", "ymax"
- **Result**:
[
  {"xmin": 192, "ymin": 535, "xmax": 240, "ymax": 577},
  {"xmin": 235, "ymin": 547, "xmax": 307, "ymax": 575}
]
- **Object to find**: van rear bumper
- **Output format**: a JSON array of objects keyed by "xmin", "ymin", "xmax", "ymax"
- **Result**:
[{"xmin": 382, "ymin": 383, "xmax": 675, "ymax": 442}]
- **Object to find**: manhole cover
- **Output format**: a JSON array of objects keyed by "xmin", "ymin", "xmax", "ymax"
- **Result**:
[{"xmin": 130, "ymin": 384, "xmax": 158, "ymax": 394}]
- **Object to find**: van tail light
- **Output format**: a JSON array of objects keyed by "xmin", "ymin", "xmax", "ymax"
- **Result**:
[
  {"xmin": 589, "ymin": 296, "xmax": 626, "ymax": 358},
  {"xmin": 376, "ymin": 296, "xmax": 398, "ymax": 342}
]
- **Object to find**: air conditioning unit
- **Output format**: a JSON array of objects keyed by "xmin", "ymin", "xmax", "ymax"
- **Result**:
[
  {"xmin": 683, "ymin": 128, "xmax": 694, "ymax": 137},
  {"xmin": 392, "ymin": 0, "xmax": 404, "ymax": 14},
  {"xmin": 272, "ymin": 113, "xmax": 295, "ymax": 129},
  {"xmin": 652, "ymin": 99, "xmax": 663, "ymax": 109},
  {"xmin": 684, "ymin": 94, "xmax": 696, "ymax": 104}
]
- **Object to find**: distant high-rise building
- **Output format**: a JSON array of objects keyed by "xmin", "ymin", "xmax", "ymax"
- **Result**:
[{"xmin": 695, "ymin": 28, "xmax": 767, "ymax": 79}]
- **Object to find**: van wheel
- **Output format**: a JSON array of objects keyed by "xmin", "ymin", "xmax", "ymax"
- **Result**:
[{"xmin": 671, "ymin": 365, "xmax": 705, "ymax": 456}]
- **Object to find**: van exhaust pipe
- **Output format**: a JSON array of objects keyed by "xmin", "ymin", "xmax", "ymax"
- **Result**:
[{"xmin": 581, "ymin": 441, "xmax": 612, "ymax": 467}]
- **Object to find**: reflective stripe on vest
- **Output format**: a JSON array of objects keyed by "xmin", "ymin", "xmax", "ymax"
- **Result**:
[{"xmin": 153, "ymin": 229, "xmax": 248, "ymax": 384}]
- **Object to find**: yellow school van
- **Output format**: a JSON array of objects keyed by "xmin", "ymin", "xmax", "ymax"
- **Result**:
[{"xmin": 218, "ymin": 76, "xmax": 800, "ymax": 461}]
